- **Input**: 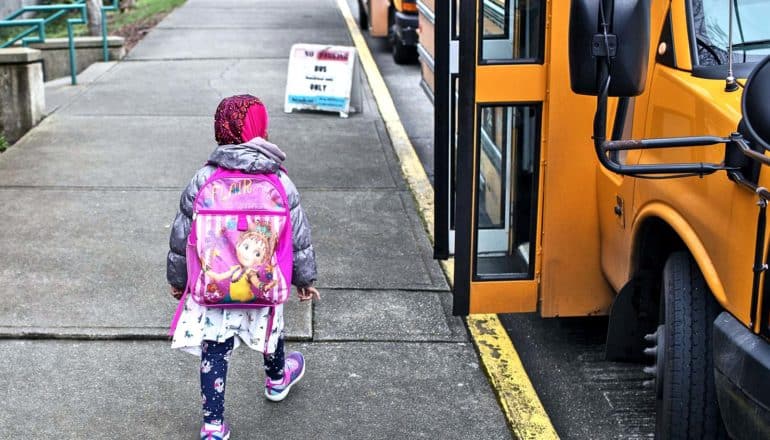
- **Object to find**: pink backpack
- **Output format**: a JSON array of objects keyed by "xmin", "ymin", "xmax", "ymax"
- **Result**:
[{"xmin": 185, "ymin": 168, "xmax": 292, "ymax": 308}]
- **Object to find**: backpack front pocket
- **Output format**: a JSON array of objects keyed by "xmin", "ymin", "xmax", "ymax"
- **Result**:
[{"xmin": 190, "ymin": 212, "xmax": 289, "ymax": 307}]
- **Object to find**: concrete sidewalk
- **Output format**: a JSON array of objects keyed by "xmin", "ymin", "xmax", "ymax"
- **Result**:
[{"xmin": 0, "ymin": 0, "xmax": 511, "ymax": 437}]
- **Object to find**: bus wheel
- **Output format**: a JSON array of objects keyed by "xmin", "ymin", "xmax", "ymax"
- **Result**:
[
  {"xmin": 392, "ymin": 33, "xmax": 417, "ymax": 64},
  {"xmin": 357, "ymin": 0, "xmax": 368, "ymax": 30},
  {"xmin": 644, "ymin": 252, "xmax": 726, "ymax": 439}
]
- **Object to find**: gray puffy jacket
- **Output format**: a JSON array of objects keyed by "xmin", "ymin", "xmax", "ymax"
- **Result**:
[{"xmin": 166, "ymin": 138, "xmax": 317, "ymax": 290}]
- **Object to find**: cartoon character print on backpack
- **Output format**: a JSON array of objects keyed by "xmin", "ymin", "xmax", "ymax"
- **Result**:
[
  {"xmin": 186, "ymin": 169, "xmax": 293, "ymax": 308},
  {"xmin": 203, "ymin": 219, "xmax": 279, "ymax": 304}
]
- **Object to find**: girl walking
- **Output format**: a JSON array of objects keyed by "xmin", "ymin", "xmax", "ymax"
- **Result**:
[{"xmin": 167, "ymin": 95, "xmax": 319, "ymax": 440}]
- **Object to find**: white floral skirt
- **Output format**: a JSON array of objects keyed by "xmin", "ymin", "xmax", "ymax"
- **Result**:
[{"xmin": 170, "ymin": 294, "xmax": 284, "ymax": 357}]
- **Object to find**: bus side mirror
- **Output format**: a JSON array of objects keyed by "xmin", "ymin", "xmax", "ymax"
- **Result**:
[
  {"xmin": 742, "ymin": 56, "xmax": 770, "ymax": 150},
  {"xmin": 568, "ymin": 0, "xmax": 651, "ymax": 97}
]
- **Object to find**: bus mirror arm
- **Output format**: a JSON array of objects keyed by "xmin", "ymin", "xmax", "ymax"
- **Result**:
[
  {"xmin": 603, "ymin": 137, "xmax": 731, "ymax": 151},
  {"xmin": 731, "ymin": 134, "xmax": 770, "ymax": 167},
  {"xmin": 588, "ymin": 38, "xmax": 770, "ymax": 178},
  {"xmin": 592, "ymin": 72, "xmax": 730, "ymax": 177},
  {"xmin": 594, "ymin": 116, "xmax": 769, "ymax": 178}
]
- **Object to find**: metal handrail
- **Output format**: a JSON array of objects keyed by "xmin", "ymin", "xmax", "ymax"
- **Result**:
[
  {"xmin": 1, "ymin": 4, "xmax": 86, "ymax": 47},
  {"xmin": 0, "ymin": 1, "xmax": 119, "ymax": 85},
  {"xmin": 100, "ymin": 1, "xmax": 119, "ymax": 61}
]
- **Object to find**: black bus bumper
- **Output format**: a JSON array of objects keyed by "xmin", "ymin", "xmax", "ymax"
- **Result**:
[
  {"xmin": 394, "ymin": 11, "xmax": 418, "ymax": 46},
  {"xmin": 713, "ymin": 312, "xmax": 770, "ymax": 439}
]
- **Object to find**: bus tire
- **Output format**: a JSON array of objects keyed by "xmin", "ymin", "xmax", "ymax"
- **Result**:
[
  {"xmin": 392, "ymin": 33, "xmax": 416, "ymax": 64},
  {"xmin": 357, "ymin": 0, "xmax": 368, "ymax": 30},
  {"xmin": 656, "ymin": 252, "xmax": 726, "ymax": 439}
]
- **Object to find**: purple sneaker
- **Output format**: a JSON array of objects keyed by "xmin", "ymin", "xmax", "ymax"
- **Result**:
[
  {"xmin": 200, "ymin": 421, "xmax": 230, "ymax": 440},
  {"xmin": 264, "ymin": 351, "xmax": 305, "ymax": 402}
]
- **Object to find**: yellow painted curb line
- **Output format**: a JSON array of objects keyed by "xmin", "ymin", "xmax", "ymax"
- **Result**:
[
  {"xmin": 335, "ymin": 1, "xmax": 558, "ymax": 438},
  {"xmin": 468, "ymin": 313, "xmax": 560, "ymax": 439}
]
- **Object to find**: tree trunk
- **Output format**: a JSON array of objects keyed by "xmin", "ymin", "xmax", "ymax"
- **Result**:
[{"xmin": 86, "ymin": 0, "xmax": 102, "ymax": 37}]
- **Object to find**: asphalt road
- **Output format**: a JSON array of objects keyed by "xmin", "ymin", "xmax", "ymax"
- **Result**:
[
  {"xmin": 498, "ymin": 314, "xmax": 655, "ymax": 439},
  {"xmin": 350, "ymin": 3, "xmax": 657, "ymax": 438}
]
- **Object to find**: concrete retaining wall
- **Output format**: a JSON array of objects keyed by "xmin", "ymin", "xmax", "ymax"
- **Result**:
[
  {"xmin": 29, "ymin": 36, "xmax": 125, "ymax": 81},
  {"xmin": 0, "ymin": 48, "xmax": 44, "ymax": 144}
]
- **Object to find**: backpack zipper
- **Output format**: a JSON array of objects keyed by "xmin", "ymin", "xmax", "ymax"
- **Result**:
[{"xmin": 195, "ymin": 209, "xmax": 287, "ymax": 216}]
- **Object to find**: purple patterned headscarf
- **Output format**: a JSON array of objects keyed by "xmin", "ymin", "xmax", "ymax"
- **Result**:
[{"xmin": 214, "ymin": 95, "xmax": 269, "ymax": 145}]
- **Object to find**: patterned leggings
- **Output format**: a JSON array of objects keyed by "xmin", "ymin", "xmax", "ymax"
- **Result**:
[{"xmin": 200, "ymin": 336, "xmax": 285, "ymax": 424}]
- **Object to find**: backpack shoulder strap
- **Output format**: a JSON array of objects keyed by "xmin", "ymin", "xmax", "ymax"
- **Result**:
[{"xmin": 264, "ymin": 171, "xmax": 290, "ymax": 216}]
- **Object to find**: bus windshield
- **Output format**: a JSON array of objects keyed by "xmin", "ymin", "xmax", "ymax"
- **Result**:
[{"xmin": 694, "ymin": 0, "xmax": 770, "ymax": 66}]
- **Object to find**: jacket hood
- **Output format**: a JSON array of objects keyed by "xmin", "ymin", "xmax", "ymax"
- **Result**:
[{"xmin": 207, "ymin": 137, "xmax": 286, "ymax": 173}]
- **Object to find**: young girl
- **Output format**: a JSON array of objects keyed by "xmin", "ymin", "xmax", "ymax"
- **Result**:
[{"xmin": 166, "ymin": 95, "xmax": 319, "ymax": 440}]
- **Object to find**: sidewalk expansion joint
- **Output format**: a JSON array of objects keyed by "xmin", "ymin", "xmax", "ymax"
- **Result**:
[
  {"xmin": 304, "ymin": 339, "xmax": 470, "ymax": 345},
  {"xmin": 285, "ymin": 187, "xmax": 406, "ymax": 192},
  {"xmin": 123, "ymin": 57, "xmax": 290, "ymax": 62},
  {"xmin": 0, "ymin": 328, "xmax": 171, "ymax": 341},
  {"xmin": 44, "ymin": 113, "xmax": 383, "ymax": 120},
  {"xmin": 0, "ymin": 327, "xmax": 313, "ymax": 342},
  {"xmin": 156, "ymin": 26, "xmax": 339, "ymax": 30},
  {"xmin": 317, "ymin": 287, "xmax": 450, "ymax": 293},
  {"xmin": 0, "ymin": 330, "xmax": 468, "ymax": 345},
  {"xmin": 46, "ymin": 114, "xmax": 213, "ymax": 119},
  {"xmin": 0, "ymin": 185, "xmax": 184, "ymax": 191},
  {"xmin": 0, "ymin": 186, "xmax": 415, "ymax": 194}
]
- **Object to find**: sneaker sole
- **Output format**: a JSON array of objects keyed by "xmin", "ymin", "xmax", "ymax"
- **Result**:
[
  {"xmin": 201, "ymin": 430, "xmax": 230, "ymax": 440},
  {"xmin": 264, "ymin": 362, "xmax": 306, "ymax": 402}
]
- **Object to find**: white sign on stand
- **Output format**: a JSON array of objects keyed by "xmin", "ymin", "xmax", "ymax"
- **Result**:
[{"xmin": 284, "ymin": 44, "xmax": 357, "ymax": 118}]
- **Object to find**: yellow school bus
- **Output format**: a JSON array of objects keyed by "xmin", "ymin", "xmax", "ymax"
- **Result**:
[
  {"xmin": 419, "ymin": 0, "xmax": 770, "ymax": 438},
  {"xmin": 357, "ymin": 0, "xmax": 419, "ymax": 63}
]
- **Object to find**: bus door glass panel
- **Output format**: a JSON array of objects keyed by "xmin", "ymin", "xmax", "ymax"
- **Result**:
[
  {"xmin": 448, "ymin": 74, "xmax": 459, "ymax": 252},
  {"xmin": 475, "ymin": 104, "xmax": 539, "ymax": 279},
  {"xmin": 447, "ymin": 0, "xmax": 542, "ymax": 255},
  {"xmin": 448, "ymin": 0, "xmax": 460, "ymax": 253},
  {"xmin": 481, "ymin": 0, "xmax": 542, "ymax": 62},
  {"xmin": 438, "ymin": 0, "xmax": 462, "ymax": 256},
  {"xmin": 452, "ymin": 0, "xmax": 544, "ymax": 314}
]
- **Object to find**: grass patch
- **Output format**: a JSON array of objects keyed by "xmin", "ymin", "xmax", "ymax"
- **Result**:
[
  {"xmin": 112, "ymin": 0, "xmax": 186, "ymax": 29},
  {"xmin": 36, "ymin": 1, "xmax": 92, "ymax": 39},
  {"xmin": 110, "ymin": 0, "xmax": 187, "ymax": 50},
  {"xmin": 2, "ymin": 0, "xmax": 185, "ymax": 45},
  {"xmin": 0, "ymin": 134, "xmax": 9, "ymax": 153}
]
